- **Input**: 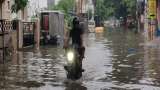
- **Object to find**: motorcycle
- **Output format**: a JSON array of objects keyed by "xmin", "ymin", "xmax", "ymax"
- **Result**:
[{"xmin": 64, "ymin": 45, "xmax": 83, "ymax": 80}]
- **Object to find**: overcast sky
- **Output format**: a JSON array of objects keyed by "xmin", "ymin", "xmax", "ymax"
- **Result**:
[
  {"xmin": 29, "ymin": 0, "xmax": 47, "ymax": 8},
  {"xmin": 29, "ymin": 0, "xmax": 60, "ymax": 8},
  {"xmin": 27, "ymin": 0, "xmax": 92, "ymax": 17},
  {"xmin": 28, "ymin": 0, "xmax": 61, "ymax": 16},
  {"xmin": 28, "ymin": 0, "xmax": 48, "ymax": 17}
]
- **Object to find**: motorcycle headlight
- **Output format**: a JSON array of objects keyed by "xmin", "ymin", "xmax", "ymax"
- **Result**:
[{"xmin": 67, "ymin": 51, "xmax": 74, "ymax": 62}]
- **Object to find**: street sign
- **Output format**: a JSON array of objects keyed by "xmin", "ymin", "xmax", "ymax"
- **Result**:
[{"xmin": 148, "ymin": 0, "xmax": 156, "ymax": 19}]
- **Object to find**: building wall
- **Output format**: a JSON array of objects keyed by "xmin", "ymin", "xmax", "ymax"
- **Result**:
[
  {"xmin": 156, "ymin": 0, "xmax": 160, "ymax": 36},
  {"xmin": 0, "ymin": 0, "xmax": 11, "ymax": 20},
  {"xmin": 157, "ymin": 0, "xmax": 160, "ymax": 29},
  {"xmin": 0, "ymin": 0, "xmax": 28, "ymax": 21},
  {"xmin": 17, "ymin": 7, "xmax": 28, "ymax": 21}
]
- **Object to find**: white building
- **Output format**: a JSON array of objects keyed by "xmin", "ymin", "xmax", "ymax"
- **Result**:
[
  {"xmin": 28, "ymin": 0, "xmax": 47, "ymax": 20},
  {"xmin": 47, "ymin": 0, "xmax": 55, "ymax": 9},
  {"xmin": 87, "ymin": 0, "xmax": 94, "ymax": 14}
]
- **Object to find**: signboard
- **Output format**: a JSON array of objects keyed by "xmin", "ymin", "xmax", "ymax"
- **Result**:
[{"xmin": 148, "ymin": 0, "xmax": 157, "ymax": 19}]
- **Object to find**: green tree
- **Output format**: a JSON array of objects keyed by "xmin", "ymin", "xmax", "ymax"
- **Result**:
[
  {"xmin": 95, "ymin": 0, "xmax": 136, "ymax": 20},
  {"xmin": 122, "ymin": 0, "xmax": 137, "ymax": 18},
  {"xmin": 11, "ymin": 0, "xmax": 28, "ymax": 13},
  {"xmin": 50, "ymin": 0, "xmax": 75, "ymax": 26},
  {"xmin": 95, "ymin": 0, "xmax": 109, "ymax": 20}
]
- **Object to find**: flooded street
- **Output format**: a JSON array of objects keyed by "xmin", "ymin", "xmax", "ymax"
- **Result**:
[{"xmin": 1, "ymin": 28, "xmax": 160, "ymax": 90}]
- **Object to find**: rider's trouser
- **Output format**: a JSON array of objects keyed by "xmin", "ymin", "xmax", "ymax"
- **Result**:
[{"xmin": 78, "ymin": 46, "xmax": 85, "ymax": 59}]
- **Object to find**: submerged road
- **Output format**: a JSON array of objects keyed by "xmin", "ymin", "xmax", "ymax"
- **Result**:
[{"xmin": 1, "ymin": 28, "xmax": 160, "ymax": 90}]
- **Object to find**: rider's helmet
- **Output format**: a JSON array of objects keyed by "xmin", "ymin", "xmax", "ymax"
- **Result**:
[{"xmin": 73, "ymin": 17, "xmax": 80, "ymax": 25}]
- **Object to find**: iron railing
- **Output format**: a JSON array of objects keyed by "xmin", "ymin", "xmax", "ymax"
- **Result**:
[{"xmin": 0, "ymin": 20, "xmax": 13, "ymax": 62}]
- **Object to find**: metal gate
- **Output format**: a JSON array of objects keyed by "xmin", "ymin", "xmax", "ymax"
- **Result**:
[
  {"xmin": 0, "ymin": 20, "xmax": 13, "ymax": 61},
  {"xmin": 23, "ymin": 22, "xmax": 35, "ymax": 47}
]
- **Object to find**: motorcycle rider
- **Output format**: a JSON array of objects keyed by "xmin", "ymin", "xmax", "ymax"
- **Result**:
[{"xmin": 64, "ymin": 17, "xmax": 85, "ymax": 72}]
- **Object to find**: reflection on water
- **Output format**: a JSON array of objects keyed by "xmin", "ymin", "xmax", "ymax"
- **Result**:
[
  {"xmin": 64, "ymin": 81, "xmax": 87, "ymax": 90},
  {"xmin": 143, "ymin": 45, "xmax": 160, "ymax": 86},
  {"xmin": 104, "ymin": 29, "xmax": 144, "ymax": 84},
  {"xmin": 1, "ymin": 28, "xmax": 160, "ymax": 90}
]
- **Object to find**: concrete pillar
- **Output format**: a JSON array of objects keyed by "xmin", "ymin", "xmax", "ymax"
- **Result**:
[
  {"xmin": 34, "ymin": 18, "xmax": 40, "ymax": 50},
  {"xmin": 17, "ymin": 20, "xmax": 23, "ymax": 50},
  {"xmin": 12, "ymin": 51, "xmax": 23, "ymax": 65},
  {"xmin": 10, "ymin": 30, "xmax": 17, "ymax": 53}
]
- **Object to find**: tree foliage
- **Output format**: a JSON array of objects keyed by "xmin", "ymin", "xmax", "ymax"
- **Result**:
[
  {"xmin": 11, "ymin": 0, "xmax": 28, "ymax": 13},
  {"xmin": 95, "ymin": 0, "xmax": 137, "ymax": 20},
  {"xmin": 50, "ymin": 0, "xmax": 75, "ymax": 26}
]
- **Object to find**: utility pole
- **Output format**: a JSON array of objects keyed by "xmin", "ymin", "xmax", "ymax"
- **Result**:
[
  {"xmin": 92, "ymin": 0, "xmax": 96, "ymax": 17},
  {"xmin": 76, "ymin": 0, "xmax": 87, "ymax": 16},
  {"xmin": 137, "ymin": 0, "xmax": 140, "ymax": 32},
  {"xmin": 76, "ymin": 0, "xmax": 82, "ymax": 16},
  {"xmin": 0, "ymin": 0, "xmax": 5, "ymax": 19}
]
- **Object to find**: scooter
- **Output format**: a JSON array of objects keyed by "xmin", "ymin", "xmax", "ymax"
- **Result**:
[{"xmin": 64, "ymin": 45, "xmax": 83, "ymax": 80}]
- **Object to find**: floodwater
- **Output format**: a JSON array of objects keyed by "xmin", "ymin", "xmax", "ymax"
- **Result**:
[{"xmin": 1, "ymin": 28, "xmax": 160, "ymax": 90}]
